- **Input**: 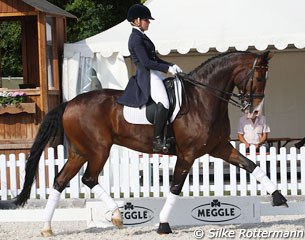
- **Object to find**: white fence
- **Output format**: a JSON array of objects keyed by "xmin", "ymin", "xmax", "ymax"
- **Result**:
[{"xmin": 1, "ymin": 143, "xmax": 305, "ymax": 200}]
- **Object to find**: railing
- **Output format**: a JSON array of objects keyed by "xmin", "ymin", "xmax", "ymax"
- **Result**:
[{"xmin": 1, "ymin": 143, "xmax": 305, "ymax": 200}]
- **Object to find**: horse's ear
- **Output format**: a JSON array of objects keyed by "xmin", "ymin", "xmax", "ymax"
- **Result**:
[{"xmin": 263, "ymin": 50, "xmax": 273, "ymax": 60}]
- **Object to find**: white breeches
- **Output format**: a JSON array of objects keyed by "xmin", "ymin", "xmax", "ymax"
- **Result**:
[{"xmin": 150, "ymin": 70, "xmax": 169, "ymax": 109}]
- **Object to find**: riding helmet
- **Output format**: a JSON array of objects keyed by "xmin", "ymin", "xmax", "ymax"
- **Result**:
[{"xmin": 127, "ymin": 4, "xmax": 154, "ymax": 22}]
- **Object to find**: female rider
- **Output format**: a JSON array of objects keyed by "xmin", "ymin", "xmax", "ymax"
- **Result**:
[{"xmin": 118, "ymin": 4, "xmax": 182, "ymax": 152}]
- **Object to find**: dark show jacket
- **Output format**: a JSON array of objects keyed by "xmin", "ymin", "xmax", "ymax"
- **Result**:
[{"xmin": 117, "ymin": 28, "xmax": 173, "ymax": 107}]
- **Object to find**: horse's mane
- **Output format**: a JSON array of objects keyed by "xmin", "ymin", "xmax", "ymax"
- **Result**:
[{"xmin": 189, "ymin": 50, "xmax": 252, "ymax": 77}]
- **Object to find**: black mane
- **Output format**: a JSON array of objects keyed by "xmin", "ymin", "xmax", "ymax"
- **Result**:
[{"xmin": 189, "ymin": 51, "xmax": 252, "ymax": 77}]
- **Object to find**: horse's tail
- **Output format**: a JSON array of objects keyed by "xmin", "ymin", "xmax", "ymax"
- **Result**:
[{"xmin": 14, "ymin": 102, "xmax": 68, "ymax": 207}]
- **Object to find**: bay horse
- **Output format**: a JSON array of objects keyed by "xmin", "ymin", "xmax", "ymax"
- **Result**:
[{"xmin": 13, "ymin": 51, "xmax": 287, "ymax": 236}]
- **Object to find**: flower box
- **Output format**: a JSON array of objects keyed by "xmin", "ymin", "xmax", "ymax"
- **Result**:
[{"xmin": 0, "ymin": 102, "xmax": 36, "ymax": 114}]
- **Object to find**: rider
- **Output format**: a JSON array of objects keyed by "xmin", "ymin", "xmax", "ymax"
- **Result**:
[{"xmin": 117, "ymin": 4, "xmax": 183, "ymax": 152}]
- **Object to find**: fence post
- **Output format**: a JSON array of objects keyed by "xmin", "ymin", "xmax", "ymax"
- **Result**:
[
  {"xmin": 18, "ymin": 153, "xmax": 26, "ymax": 197},
  {"xmin": 202, "ymin": 154, "xmax": 210, "ymax": 196},
  {"xmin": 38, "ymin": 151, "xmax": 47, "ymax": 199},
  {"xmin": 214, "ymin": 157, "xmax": 224, "ymax": 196},
  {"xmin": 300, "ymin": 147, "xmax": 305, "ymax": 195},
  {"xmin": 192, "ymin": 158, "xmax": 200, "ymax": 197},
  {"xmin": 152, "ymin": 154, "xmax": 160, "ymax": 197},
  {"xmin": 0, "ymin": 154, "xmax": 8, "ymax": 200},
  {"xmin": 279, "ymin": 147, "xmax": 288, "ymax": 195},
  {"xmin": 130, "ymin": 150, "xmax": 140, "ymax": 197},
  {"xmin": 8, "ymin": 154, "xmax": 17, "ymax": 198},
  {"xmin": 160, "ymin": 154, "xmax": 170, "ymax": 197},
  {"xmin": 112, "ymin": 147, "xmax": 120, "ymax": 198},
  {"xmin": 57, "ymin": 145, "xmax": 67, "ymax": 199},
  {"xmin": 121, "ymin": 148, "xmax": 130, "ymax": 198},
  {"xmin": 141, "ymin": 153, "xmax": 151, "ymax": 197},
  {"xmin": 258, "ymin": 146, "xmax": 268, "ymax": 195},
  {"xmin": 290, "ymin": 147, "xmax": 298, "ymax": 195}
]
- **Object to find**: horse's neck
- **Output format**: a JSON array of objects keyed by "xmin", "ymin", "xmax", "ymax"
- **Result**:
[
  {"xmin": 185, "ymin": 69, "xmax": 235, "ymax": 118},
  {"xmin": 191, "ymin": 68, "xmax": 236, "ymax": 96}
]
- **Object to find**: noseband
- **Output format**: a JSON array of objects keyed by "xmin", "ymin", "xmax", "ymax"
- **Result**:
[{"xmin": 177, "ymin": 56, "xmax": 268, "ymax": 112}]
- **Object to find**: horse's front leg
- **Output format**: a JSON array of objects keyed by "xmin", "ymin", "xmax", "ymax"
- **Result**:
[
  {"xmin": 157, "ymin": 157, "xmax": 192, "ymax": 234},
  {"xmin": 211, "ymin": 141, "xmax": 288, "ymax": 207}
]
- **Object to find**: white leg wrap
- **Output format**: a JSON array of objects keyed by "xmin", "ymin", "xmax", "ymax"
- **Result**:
[
  {"xmin": 92, "ymin": 185, "xmax": 118, "ymax": 212},
  {"xmin": 42, "ymin": 189, "xmax": 61, "ymax": 229},
  {"xmin": 252, "ymin": 166, "xmax": 276, "ymax": 194},
  {"xmin": 159, "ymin": 192, "xmax": 178, "ymax": 223}
]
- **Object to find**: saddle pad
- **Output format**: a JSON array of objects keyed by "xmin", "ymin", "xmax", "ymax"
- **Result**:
[{"xmin": 123, "ymin": 78, "xmax": 182, "ymax": 125}]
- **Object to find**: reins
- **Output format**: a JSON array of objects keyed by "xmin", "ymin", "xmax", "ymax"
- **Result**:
[
  {"xmin": 176, "ymin": 72, "xmax": 246, "ymax": 112},
  {"xmin": 176, "ymin": 56, "xmax": 266, "ymax": 113}
]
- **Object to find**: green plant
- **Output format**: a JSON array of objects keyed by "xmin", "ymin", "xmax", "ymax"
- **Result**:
[{"xmin": 0, "ymin": 91, "xmax": 26, "ymax": 106}]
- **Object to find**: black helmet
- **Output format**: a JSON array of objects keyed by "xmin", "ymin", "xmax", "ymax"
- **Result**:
[{"xmin": 127, "ymin": 4, "xmax": 154, "ymax": 22}]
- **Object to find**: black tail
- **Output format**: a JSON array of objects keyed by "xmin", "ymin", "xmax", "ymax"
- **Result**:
[{"xmin": 14, "ymin": 102, "xmax": 68, "ymax": 206}]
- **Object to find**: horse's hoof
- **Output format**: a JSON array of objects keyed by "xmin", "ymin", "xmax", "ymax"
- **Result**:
[
  {"xmin": 111, "ymin": 209, "xmax": 123, "ymax": 229},
  {"xmin": 157, "ymin": 222, "xmax": 172, "ymax": 234},
  {"xmin": 41, "ymin": 229, "xmax": 53, "ymax": 237},
  {"xmin": 272, "ymin": 190, "xmax": 288, "ymax": 207}
]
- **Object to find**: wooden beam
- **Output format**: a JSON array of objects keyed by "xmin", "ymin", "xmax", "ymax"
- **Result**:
[
  {"xmin": 52, "ymin": 17, "xmax": 59, "ymax": 90},
  {"xmin": 0, "ymin": 12, "xmax": 37, "ymax": 17},
  {"xmin": 21, "ymin": 20, "xmax": 28, "ymax": 84},
  {"xmin": 37, "ymin": 12, "xmax": 48, "ymax": 115}
]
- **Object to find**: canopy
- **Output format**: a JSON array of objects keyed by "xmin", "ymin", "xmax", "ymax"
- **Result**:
[{"xmin": 64, "ymin": 0, "xmax": 305, "ymax": 58}]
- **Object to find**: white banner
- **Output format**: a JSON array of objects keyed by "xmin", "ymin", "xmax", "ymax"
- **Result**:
[{"xmin": 86, "ymin": 196, "xmax": 260, "ymax": 228}]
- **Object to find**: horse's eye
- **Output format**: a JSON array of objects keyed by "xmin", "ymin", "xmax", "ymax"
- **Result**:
[{"xmin": 257, "ymin": 71, "xmax": 268, "ymax": 82}]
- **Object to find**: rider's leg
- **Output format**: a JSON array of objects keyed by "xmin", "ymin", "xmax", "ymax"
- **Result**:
[{"xmin": 150, "ymin": 70, "xmax": 169, "ymax": 152}]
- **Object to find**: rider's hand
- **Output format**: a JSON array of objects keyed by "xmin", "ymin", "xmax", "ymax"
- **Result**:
[{"xmin": 168, "ymin": 64, "xmax": 183, "ymax": 75}]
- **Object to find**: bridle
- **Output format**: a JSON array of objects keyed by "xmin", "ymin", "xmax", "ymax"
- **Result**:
[
  {"xmin": 176, "ymin": 56, "xmax": 268, "ymax": 113},
  {"xmin": 239, "ymin": 57, "xmax": 267, "ymax": 111}
]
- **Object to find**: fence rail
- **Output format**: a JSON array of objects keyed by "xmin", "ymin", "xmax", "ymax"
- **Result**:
[{"xmin": 1, "ymin": 143, "xmax": 305, "ymax": 200}]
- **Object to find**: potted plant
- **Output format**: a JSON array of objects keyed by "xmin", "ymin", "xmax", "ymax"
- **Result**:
[{"xmin": 0, "ymin": 91, "xmax": 35, "ymax": 114}]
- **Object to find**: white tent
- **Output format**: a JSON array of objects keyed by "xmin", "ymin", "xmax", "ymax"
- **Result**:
[{"xmin": 63, "ymin": 0, "xmax": 305, "ymax": 140}]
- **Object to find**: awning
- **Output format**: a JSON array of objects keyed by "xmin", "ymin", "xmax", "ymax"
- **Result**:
[{"xmin": 64, "ymin": 0, "xmax": 305, "ymax": 58}]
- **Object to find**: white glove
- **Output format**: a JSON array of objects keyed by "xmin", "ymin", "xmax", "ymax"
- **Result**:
[{"xmin": 168, "ymin": 64, "xmax": 183, "ymax": 75}]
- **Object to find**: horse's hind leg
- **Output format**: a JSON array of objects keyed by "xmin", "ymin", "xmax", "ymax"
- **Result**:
[
  {"xmin": 41, "ymin": 150, "xmax": 86, "ymax": 237},
  {"xmin": 81, "ymin": 148, "xmax": 122, "ymax": 229},
  {"xmin": 211, "ymin": 141, "xmax": 288, "ymax": 207}
]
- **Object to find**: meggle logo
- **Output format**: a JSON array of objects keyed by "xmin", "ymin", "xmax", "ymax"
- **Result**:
[
  {"xmin": 119, "ymin": 202, "xmax": 154, "ymax": 225},
  {"xmin": 191, "ymin": 199, "xmax": 241, "ymax": 222}
]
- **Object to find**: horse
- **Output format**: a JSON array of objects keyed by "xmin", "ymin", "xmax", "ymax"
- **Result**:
[{"xmin": 13, "ymin": 50, "xmax": 287, "ymax": 236}]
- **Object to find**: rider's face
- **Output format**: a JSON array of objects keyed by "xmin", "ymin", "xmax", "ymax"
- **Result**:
[{"xmin": 139, "ymin": 18, "xmax": 150, "ymax": 31}]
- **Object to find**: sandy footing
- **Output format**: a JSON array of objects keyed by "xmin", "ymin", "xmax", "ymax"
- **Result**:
[{"xmin": 1, "ymin": 214, "xmax": 305, "ymax": 240}]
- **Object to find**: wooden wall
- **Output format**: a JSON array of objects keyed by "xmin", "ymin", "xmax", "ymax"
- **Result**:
[
  {"xmin": 0, "ymin": 0, "xmax": 34, "ymax": 15},
  {"xmin": 0, "ymin": 89, "xmax": 41, "ymax": 156}
]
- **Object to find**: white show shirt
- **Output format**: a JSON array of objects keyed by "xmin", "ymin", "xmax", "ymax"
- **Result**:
[{"xmin": 237, "ymin": 115, "xmax": 270, "ymax": 145}]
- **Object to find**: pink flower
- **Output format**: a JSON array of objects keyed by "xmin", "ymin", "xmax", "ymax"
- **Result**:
[{"xmin": 11, "ymin": 91, "xmax": 26, "ymax": 97}]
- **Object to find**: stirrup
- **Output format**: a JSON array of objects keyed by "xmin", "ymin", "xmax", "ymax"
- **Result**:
[{"xmin": 153, "ymin": 137, "xmax": 168, "ymax": 153}]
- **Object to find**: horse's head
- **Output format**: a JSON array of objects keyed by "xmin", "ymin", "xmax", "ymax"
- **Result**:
[{"xmin": 234, "ymin": 51, "xmax": 272, "ymax": 117}]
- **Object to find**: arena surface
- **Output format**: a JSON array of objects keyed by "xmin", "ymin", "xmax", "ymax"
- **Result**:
[{"xmin": 1, "ymin": 214, "xmax": 305, "ymax": 240}]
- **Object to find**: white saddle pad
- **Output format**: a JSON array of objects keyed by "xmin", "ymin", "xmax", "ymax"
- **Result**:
[{"xmin": 123, "ymin": 78, "xmax": 182, "ymax": 125}]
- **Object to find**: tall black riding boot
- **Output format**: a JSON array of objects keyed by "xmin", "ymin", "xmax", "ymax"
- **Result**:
[{"xmin": 152, "ymin": 103, "xmax": 169, "ymax": 153}]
